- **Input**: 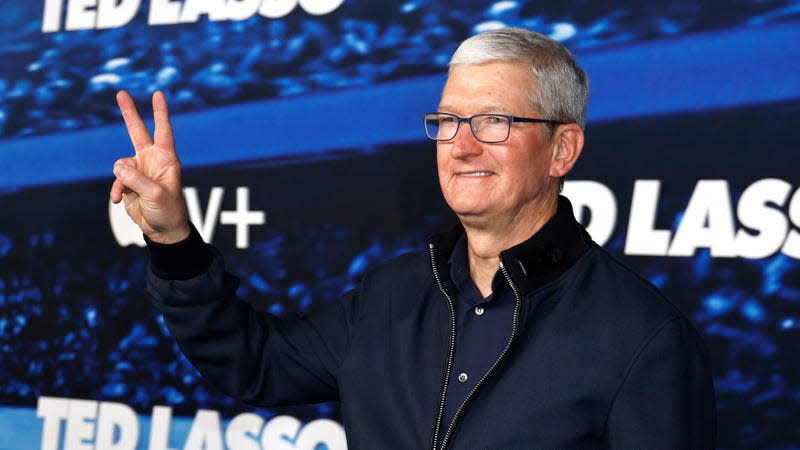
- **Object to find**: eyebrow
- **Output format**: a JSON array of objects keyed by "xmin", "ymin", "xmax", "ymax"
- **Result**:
[{"xmin": 437, "ymin": 104, "xmax": 513, "ymax": 115}]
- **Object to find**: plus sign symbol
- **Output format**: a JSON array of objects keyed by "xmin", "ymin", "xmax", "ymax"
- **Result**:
[
  {"xmin": 109, "ymin": 186, "xmax": 266, "ymax": 249},
  {"xmin": 219, "ymin": 187, "xmax": 266, "ymax": 248}
]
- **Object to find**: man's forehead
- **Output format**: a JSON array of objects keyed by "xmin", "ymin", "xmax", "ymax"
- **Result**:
[
  {"xmin": 436, "ymin": 101, "xmax": 514, "ymax": 115},
  {"xmin": 446, "ymin": 60, "xmax": 533, "ymax": 78},
  {"xmin": 438, "ymin": 62, "xmax": 536, "ymax": 114},
  {"xmin": 441, "ymin": 62, "xmax": 536, "ymax": 92}
]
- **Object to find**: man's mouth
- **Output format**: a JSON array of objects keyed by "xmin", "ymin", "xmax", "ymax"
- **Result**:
[{"xmin": 459, "ymin": 171, "xmax": 493, "ymax": 177}]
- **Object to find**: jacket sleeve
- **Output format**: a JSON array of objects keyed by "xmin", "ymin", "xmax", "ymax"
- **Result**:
[
  {"xmin": 606, "ymin": 316, "xmax": 717, "ymax": 449},
  {"xmin": 146, "ymin": 239, "xmax": 360, "ymax": 407}
]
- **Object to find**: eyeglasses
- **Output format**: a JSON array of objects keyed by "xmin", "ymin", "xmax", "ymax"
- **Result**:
[{"xmin": 423, "ymin": 112, "xmax": 564, "ymax": 144}]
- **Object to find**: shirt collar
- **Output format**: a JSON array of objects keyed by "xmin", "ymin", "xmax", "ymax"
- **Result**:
[
  {"xmin": 430, "ymin": 195, "xmax": 593, "ymax": 298},
  {"xmin": 448, "ymin": 234, "xmax": 508, "ymax": 306}
]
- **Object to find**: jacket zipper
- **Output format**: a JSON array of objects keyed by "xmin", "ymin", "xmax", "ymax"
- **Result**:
[
  {"xmin": 437, "ymin": 259, "xmax": 523, "ymax": 450},
  {"xmin": 429, "ymin": 243, "xmax": 457, "ymax": 450}
]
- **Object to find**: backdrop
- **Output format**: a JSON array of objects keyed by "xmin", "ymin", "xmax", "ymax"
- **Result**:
[{"xmin": 1, "ymin": 1, "xmax": 799, "ymax": 449}]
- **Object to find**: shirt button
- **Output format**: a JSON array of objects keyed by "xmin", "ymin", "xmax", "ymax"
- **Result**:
[
  {"xmin": 458, "ymin": 372, "xmax": 468, "ymax": 383},
  {"xmin": 474, "ymin": 306, "xmax": 485, "ymax": 316}
]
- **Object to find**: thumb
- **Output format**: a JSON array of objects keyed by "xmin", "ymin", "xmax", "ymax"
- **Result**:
[{"xmin": 113, "ymin": 161, "xmax": 159, "ymax": 199}]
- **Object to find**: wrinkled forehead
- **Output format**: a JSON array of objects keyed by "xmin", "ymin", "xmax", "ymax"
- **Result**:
[{"xmin": 438, "ymin": 62, "xmax": 538, "ymax": 114}]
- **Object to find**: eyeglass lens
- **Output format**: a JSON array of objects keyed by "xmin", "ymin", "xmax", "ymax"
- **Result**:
[{"xmin": 424, "ymin": 114, "xmax": 510, "ymax": 143}]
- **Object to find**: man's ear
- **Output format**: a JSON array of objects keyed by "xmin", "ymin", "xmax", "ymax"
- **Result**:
[{"xmin": 549, "ymin": 123, "xmax": 584, "ymax": 178}]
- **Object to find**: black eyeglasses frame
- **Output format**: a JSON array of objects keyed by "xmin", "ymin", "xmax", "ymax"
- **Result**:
[{"xmin": 423, "ymin": 112, "xmax": 565, "ymax": 144}]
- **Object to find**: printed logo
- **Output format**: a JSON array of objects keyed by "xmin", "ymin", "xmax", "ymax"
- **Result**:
[
  {"xmin": 109, "ymin": 186, "xmax": 266, "ymax": 249},
  {"xmin": 42, "ymin": 0, "xmax": 347, "ymax": 32}
]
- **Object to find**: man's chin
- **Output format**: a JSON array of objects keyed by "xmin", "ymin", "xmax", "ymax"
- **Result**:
[{"xmin": 452, "ymin": 208, "xmax": 496, "ymax": 228}]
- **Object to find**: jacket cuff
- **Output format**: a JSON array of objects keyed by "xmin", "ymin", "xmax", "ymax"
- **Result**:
[{"xmin": 144, "ymin": 223, "xmax": 212, "ymax": 280}]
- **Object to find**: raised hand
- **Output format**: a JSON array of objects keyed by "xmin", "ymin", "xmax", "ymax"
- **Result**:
[{"xmin": 110, "ymin": 90, "xmax": 191, "ymax": 244}]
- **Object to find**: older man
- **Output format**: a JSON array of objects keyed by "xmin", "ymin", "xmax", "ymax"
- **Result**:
[{"xmin": 111, "ymin": 28, "xmax": 716, "ymax": 449}]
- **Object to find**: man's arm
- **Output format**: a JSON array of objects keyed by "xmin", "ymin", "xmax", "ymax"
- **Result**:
[
  {"xmin": 606, "ymin": 316, "xmax": 717, "ymax": 449},
  {"xmin": 110, "ymin": 91, "xmax": 352, "ymax": 406},
  {"xmin": 145, "ymin": 224, "xmax": 354, "ymax": 406}
]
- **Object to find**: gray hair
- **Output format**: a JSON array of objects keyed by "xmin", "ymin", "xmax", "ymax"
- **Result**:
[{"xmin": 449, "ymin": 28, "xmax": 589, "ymax": 130}]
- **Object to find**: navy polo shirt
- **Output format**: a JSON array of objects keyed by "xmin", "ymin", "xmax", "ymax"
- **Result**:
[{"xmin": 439, "ymin": 234, "xmax": 516, "ymax": 436}]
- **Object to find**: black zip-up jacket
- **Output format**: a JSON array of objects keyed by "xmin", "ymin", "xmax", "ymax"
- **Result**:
[{"xmin": 147, "ymin": 196, "xmax": 716, "ymax": 449}]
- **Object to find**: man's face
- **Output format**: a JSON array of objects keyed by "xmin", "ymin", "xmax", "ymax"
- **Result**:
[{"xmin": 437, "ymin": 61, "xmax": 559, "ymax": 227}]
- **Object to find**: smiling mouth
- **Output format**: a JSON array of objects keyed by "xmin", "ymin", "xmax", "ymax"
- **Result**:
[{"xmin": 459, "ymin": 171, "xmax": 493, "ymax": 177}]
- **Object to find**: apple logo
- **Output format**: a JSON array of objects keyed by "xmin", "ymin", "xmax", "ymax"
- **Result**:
[{"xmin": 108, "ymin": 198, "xmax": 146, "ymax": 247}]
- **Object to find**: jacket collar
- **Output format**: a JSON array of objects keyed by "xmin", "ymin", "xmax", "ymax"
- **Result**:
[{"xmin": 428, "ymin": 195, "xmax": 593, "ymax": 297}]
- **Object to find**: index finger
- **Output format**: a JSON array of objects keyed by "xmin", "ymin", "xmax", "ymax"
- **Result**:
[
  {"xmin": 116, "ymin": 90, "xmax": 153, "ymax": 154},
  {"xmin": 152, "ymin": 91, "xmax": 175, "ymax": 151}
]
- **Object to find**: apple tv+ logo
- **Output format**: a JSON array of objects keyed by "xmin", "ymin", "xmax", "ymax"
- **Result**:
[{"xmin": 109, "ymin": 186, "xmax": 265, "ymax": 249}]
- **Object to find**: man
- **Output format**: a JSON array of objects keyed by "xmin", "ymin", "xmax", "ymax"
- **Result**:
[{"xmin": 111, "ymin": 28, "xmax": 716, "ymax": 448}]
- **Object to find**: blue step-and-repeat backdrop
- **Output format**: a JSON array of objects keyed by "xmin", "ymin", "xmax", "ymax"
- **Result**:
[{"xmin": 1, "ymin": 1, "xmax": 799, "ymax": 448}]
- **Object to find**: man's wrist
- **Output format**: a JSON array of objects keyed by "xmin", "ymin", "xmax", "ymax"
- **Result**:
[
  {"xmin": 145, "ymin": 222, "xmax": 212, "ymax": 280},
  {"xmin": 145, "ymin": 222, "xmax": 192, "ymax": 245}
]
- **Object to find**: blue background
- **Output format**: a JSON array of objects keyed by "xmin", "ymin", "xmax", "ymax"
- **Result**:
[{"xmin": 1, "ymin": 1, "xmax": 799, "ymax": 448}]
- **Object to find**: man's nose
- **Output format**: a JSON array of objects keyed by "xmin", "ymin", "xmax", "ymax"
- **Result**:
[{"xmin": 450, "ymin": 122, "xmax": 483, "ymax": 158}]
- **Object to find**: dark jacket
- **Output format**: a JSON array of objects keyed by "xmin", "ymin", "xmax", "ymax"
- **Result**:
[{"xmin": 147, "ymin": 197, "xmax": 716, "ymax": 449}]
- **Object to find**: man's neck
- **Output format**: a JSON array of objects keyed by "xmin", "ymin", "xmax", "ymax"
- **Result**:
[{"xmin": 462, "ymin": 196, "xmax": 559, "ymax": 297}]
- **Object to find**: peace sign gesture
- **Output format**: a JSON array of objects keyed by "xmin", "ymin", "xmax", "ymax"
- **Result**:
[{"xmin": 110, "ymin": 91, "xmax": 190, "ymax": 244}]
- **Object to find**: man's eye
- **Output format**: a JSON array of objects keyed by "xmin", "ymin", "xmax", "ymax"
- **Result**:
[
  {"xmin": 485, "ymin": 115, "xmax": 505, "ymax": 124},
  {"xmin": 440, "ymin": 116, "xmax": 457, "ymax": 125}
]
